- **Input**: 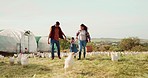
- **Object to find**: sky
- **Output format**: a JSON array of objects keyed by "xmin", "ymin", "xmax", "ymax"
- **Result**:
[{"xmin": 0, "ymin": 0, "xmax": 148, "ymax": 39}]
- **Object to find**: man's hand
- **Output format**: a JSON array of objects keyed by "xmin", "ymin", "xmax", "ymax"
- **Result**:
[
  {"xmin": 76, "ymin": 36, "xmax": 78, "ymax": 39},
  {"xmin": 64, "ymin": 35, "xmax": 67, "ymax": 40}
]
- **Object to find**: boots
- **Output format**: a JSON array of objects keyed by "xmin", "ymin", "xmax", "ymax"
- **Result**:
[
  {"xmin": 78, "ymin": 52, "xmax": 81, "ymax": 60},
  {"xmin": 78, "ymin": 52, "xmax": 86, "ymax": 60},
  {"xmin": 84, "ymin": 52, "xmax": 86, "ymax": 58}
]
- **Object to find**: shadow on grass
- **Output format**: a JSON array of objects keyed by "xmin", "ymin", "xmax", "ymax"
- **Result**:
[
  {"xmin": 0, "ymin": 61, "xmax": 7, "ymax": 66},
  {"xmin": 0, "ymin": 63, "xmax": 52, "ymax": 78},
  {"xmin": 76, "ymin": 71, "xmax": 94, "ymax": 76},
  {"xmin": 119, "ymin": 57, "xmax": 148, "ymax": 62},
  {"xmin": 85, "ymin": 57, "xmax": 111, "ymax": 61},
  {"xmin": 118, "ymin": 58, "xmax": 130, "ymax": 62}
]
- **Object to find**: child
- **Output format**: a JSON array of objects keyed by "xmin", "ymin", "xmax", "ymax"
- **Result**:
[{"xmin": 70, "ymin": 37, "xmax": 78, "ymax": 58}]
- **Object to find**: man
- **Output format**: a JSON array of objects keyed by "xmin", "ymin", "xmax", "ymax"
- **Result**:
[{"xmin": 48, "ymin": 21, "xmax": 66, "ymax": 60}]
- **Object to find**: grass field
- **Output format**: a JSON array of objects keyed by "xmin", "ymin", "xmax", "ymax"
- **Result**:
[{"xmin": 0, "ymin": 53, "xmax": 148, "ymax": 78}]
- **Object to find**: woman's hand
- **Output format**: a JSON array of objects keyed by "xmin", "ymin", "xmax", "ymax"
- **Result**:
[
  {"xmin": 75, "ymin": 39, "xmax": 78, "ymax": 42},
  {"xmin": 87, "ymin": 39, "xmax": 91, "ymax": 43},
  {"xmin": 76, "ymin": 36, "xmax": 78, "ymax": 39},
  {"xmin": 48, "ymin": 38, "xmax": 50, "ymax": 44},
  {"xmin": 48, "ymin": 41, "xmax": 50, "ymax": 44}
]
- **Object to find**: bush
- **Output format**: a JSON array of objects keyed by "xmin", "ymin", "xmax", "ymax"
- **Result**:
[
  {"xmin": 131, "ymin": 45, "xmax": 148, "ymax": 51},
  {"xmin": 119, "ymin": 37, "xmax": 140, "ymax": 51},
  {"xmin": 99, "ymin": 45, "xmax": 110, "ymax": 51},
  {"xmin": 109, "ymin": 46, "xmax": 122, "ymax": 52},
  {"xmin": 60, "ymin": 39, "xmax": 70, "ymax": 50}
]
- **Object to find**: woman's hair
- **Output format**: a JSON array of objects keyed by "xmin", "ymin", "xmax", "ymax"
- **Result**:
[
  {"xmin": 72, "ymin": 37, "xmax": 74, "ymax": 40},
  {"xmin": 81, "ymin": 24, "xmax": 88, "ymax": 32}
]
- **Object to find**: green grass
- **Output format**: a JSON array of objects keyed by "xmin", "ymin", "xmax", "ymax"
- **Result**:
[{"xmin": 0, "ymin": 54, "xmax": 148, "ymax": 78}]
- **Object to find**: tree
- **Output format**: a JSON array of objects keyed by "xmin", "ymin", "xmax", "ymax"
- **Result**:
[
  {"xmin": 109, "ymin": 46, "xmax": 122, "ymax": 52},
  {"xmin": 141, "ymin": 43, "xmax": 148, "ymax": 47},
  {"xmin": 59, "ymin": 39, "xmax": 70, "ymax": 50},
  {"xmin": 119, "ymin": 37, "xmax": 140, "ymax": 51},
  {"xmin": 131, "ymin": 45, "xmax": 148, "ymax": 51},
  {"xmin": 99, "ymin": 45, "xmax": 110, "ymax": 51}
]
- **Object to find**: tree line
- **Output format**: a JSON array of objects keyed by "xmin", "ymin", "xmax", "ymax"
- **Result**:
[
  {"xmin": 59, "ymin": 37, "xmax": 148, "ymax": 52},
  {"xmin": 89, "ymin": 37, "xmax": 148, "ymax": 52}
]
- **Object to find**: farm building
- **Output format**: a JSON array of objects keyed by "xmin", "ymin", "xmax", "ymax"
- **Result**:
[
  {"xmin": 0, "ymin": 29, "xmax": 37, "ymax": 53},
  {"xmin": 37, "ymin": 36, "xmax": 50, "ymax": 52},
  {"xmin": 35, "ymin": 36, "xmax": 57, "ymax": 52}
]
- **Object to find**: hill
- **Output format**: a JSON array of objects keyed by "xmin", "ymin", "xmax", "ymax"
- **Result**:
[
  {"xmin": 92, "ymin": 38, "xmax": 148, "ymax": 43},
  {"xmin": 92, "ymin": 38, "xmax": 121, "ymax": 42}
]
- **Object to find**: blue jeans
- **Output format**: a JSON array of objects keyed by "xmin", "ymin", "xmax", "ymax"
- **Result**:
[
  {"xmin": 70, "ymin": 44, "xmax": 78, "ymax": 53},
  {"xmin": 50, "ymin": 39, "xmax": 60, "ymax": 58},
  {"xmin": 79, "ymin": 40, "xmax": 87, "ymax": 59}
]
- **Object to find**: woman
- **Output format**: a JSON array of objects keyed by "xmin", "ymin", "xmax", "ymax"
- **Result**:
[{"xmin": 76, "ymin": 24, "xmax": 91, "ymax": 60}]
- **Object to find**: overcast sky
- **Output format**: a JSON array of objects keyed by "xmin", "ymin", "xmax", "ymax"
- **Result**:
[{"xmin": 0, "ymin": 0, "xmax": 148, "ymax": 39}]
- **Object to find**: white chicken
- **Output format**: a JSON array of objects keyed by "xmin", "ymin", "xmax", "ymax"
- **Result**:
[
  {"xmin": 9, "ymin": 57, "xmax": 15, "ymax": 65},
  {"xmin": 21, "ymin": 54, "xmax": 29, "ymax": 67},
  {"xmin": 13, "ymin": 54, "xmax": 18, "ymax": 58},
  {"xmin": 29, "ymin": 53, "xmax": 36, "ymax": 58},
  {"xmin": 111, "ymin": 52, "xmax": 120, "ymax": 61},
  {"xmin": 86, "ymin": 52, "xmax": 91, "ymax": 57},
  {"xmin": 37, "ymin": 52, "xmax": 42, "ymax": 58},
  {"xmin": 0, "ymin": 55, "xmax": 5, "ymax": 63},
  {"xmin": 48, "ymin": 53, "xmax": 51, "ymax": 58},
  {"xmin": 41, "ymin": 53, "xmax": 45, "ymax": 58},
  {"xmin": 64, "ymin": 52, "xmax": 74, "ymax": 72},
  {"xmin": 62, "ymin": 53, "xmax": 68, "ymax": 57},
  {"xmin": 17, "ymin": 53, "xmax": 22, "ymax": 65},
  {"xmin": 0, "ymin": 55, "xmax": 4, "ymax": 60}
]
